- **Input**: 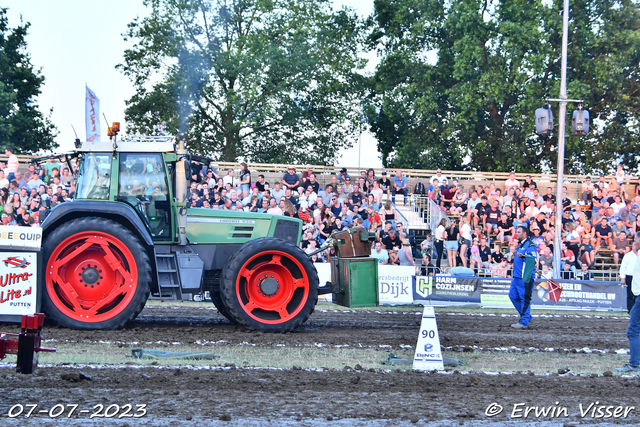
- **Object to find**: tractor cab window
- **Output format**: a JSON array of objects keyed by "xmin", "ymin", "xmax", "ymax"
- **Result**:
[
  {"xmin": 118, "ymin": 153, "xmax": 171, "ymax": 240},
  {"xmin": 75, "ymin": 153, "xmax": 111, "ymax": 200}
]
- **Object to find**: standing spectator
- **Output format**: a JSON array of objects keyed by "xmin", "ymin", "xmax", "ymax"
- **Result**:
[
  {"xmin": 392, "ymin": 170, "xmax": 408, "ymax": 205},
  {"xmin": 504, "ymin": 172, "xmax": 520, "ymax": 191},
  {"xmin": 620, "ymin": 244, "xmax": 638, "ymax": 313},
  {"xmin": 445, "ymin": 219, "xmax": 459, "ymax": 268},
  {"xmin": 238, "ymin": 162, "xmax": 251, "ymax": 198},
  {"xmin": 434, "ymin": 218, "xmax": 447, "ymax": 269},
  {"xmin": 616, "ymin": 164, "xmax": 625, "ymax": 187},
  {"xmin": 459, "ymin": 217, "xmax": 472, "ymax": 267},
  {"xmin": 4, "ymin": 147, "xmax": 18, "ymax": 183},
  {"xmin": 397, "ymin": 239, "xmax": 416, "ymax": 267},
  {"xmin": 282, "ymin": 167, "xmax": 300, "ymax": 190},
  {"xmin": 615, "ymin": 233, "xmax": 640, "ymax": 373}
]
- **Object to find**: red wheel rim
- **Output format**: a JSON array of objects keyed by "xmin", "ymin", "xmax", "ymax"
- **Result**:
[
  {"xmin": 236, "ymin": 250, "xmax": 310, "ymax": 324},
  {"xmin": 45, "ymin": 231, "xmax": 139, "ymax": 323}
]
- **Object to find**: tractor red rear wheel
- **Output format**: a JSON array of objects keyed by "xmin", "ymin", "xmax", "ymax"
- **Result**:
[
  {"xmin": 221, "ymin": 238, "xmax": 318, "ymax": 332},
  {"xmin": 42, "ymin": 217, "xmax": 151, "ymax": 330}
]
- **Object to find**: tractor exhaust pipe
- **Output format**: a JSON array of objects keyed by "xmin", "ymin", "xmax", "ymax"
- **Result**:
[{"xmin": 175, "ymin": 139, "xmax": 189, "ymax": 246}]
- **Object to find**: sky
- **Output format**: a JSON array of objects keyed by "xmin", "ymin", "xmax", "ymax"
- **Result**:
[{"xmin": 3, "ymin": 0, "xmax": 383, "ymax": 168}]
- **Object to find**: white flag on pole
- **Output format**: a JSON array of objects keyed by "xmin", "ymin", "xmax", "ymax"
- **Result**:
[{"xmin": 85, "ymin": 86, "xmax": 101, "ymax": 142}]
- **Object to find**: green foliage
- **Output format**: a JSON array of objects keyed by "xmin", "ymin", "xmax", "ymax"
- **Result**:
[
  {"xmin": 367, "ymin": 0, "xmax": 640, "ymax": 174},
  {"xmin": 118, "ymin": 0, "xmax": 366, "ymax": 164},
  {"xmin": 0, "ymin": 8, "xmax": 57, "ymax": 153}
]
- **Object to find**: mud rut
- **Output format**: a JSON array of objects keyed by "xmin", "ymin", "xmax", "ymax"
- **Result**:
[{"xmin": 1, "ymin": 304, "xmax": 639, "ymax": 425}]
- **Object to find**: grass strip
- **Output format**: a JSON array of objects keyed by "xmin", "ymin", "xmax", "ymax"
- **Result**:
[{"xmin": 1, "ymin": 343, "xmax": 629, "ymax": 375}]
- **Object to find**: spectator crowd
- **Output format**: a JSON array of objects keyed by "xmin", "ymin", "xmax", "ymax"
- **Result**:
[
  {"xmin": 5, "ymin": 146, "xmax": 638, "ymax": 282},
  {"xmin": 420, "ymin": 166, "xmax": 640, "ymax": 281},
  {"xmin": 0, "ymin": 148, "xmax": 78, "ymax": 227}
]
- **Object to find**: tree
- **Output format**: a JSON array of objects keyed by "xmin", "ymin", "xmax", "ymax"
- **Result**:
[
  {"xmin": 119, "ymin": 0, "xmax": 366, "ymax": 164},
  {"xmin": 367, "ymin": 0, "xmax": 640, "ymax": 174},
  {"xmin": 0, "ymin": 8, "xmax": 57, "ymax": 153}
]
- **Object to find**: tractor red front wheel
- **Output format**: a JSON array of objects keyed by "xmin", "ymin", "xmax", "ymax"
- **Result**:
[
  {"xmin": 221, "ymin": 238, "xmax": 318, "ymax": 332},
  {"xmin": 42, "ymin": 218, "xmax": 151, "ymax": 330}
]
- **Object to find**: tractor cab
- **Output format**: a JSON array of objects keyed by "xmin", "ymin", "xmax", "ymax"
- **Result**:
[{"xmin": 72, "ymin": 136, "xmax": 178, "ymax": 242}]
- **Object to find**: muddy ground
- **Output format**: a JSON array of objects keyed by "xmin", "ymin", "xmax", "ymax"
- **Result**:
[
  {"xmin": 33, "ymin": 304, "xmax": 633, "ymax": 352},
  {"xmin": 1, "ymin": 303, "xmax": 639, "ymax": 425}
]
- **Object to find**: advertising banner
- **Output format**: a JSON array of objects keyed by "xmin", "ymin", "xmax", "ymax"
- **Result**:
[
  {"xmin": 406, "ymin": 274, "xmax": 626, "ymax": 311},
  {"xmin": 0, "ymin": 252, "xmax": 37, "ymax": 316},
  {"xmin": 479, "ymin": 277, "xmax": 513, "ymax": 308},
  {"xmin": 412, "ymin": 275, "xmax": 481, "ymax": 303},
  {"xmin": 531, "ymin": 279, "xmax": 626, "ymax": 309},
  {"xmin": 378, "ymin": 265, "xmax": 414, "ymax": 305},
  {"xmin": 0, "ymin": 225, "xmax": 42, "ymax": 250}
]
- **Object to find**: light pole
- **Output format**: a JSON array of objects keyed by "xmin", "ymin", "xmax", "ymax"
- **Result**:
[{"xmin": 552, "ymin": 0, "xmax": 570, "ymax": 279}]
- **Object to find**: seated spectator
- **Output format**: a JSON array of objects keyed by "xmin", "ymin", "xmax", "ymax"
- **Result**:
[
  {"xmin": 610, "ymin": 231, "xmax": 630, "ymax": 266},
  {"xmin": 337, "ymin": 168, "xmax": 350, "ymax": 183},
  {"xmin": 377, "ymin": 171, "xmax": 391, "ymax": 197},
  {"xmin": 581, "ymin": 176, "xmax": 595, "ymax": 202},
  {"xmin": 282, "ymin": 167, "xmax": 300, "ymax": 190},
  {"xmin": 539, "ymin": 247, "xmax": 553, "ymax": 270},
  {"xmin": 392, "ymin": 169, "xmax": 408, "ymax": 205},
  {"xmin": 430, "ymin": 168, "xmax": 447, "ymax": 185},
  {"xmin": 478, "ymin": 237, "xmax": 491, "ymax": 268},
  {"xmin": 382, "ymin": 228, "xmax": 401, "ymax": 251},
  {"xmin": 222, "ymin": 168, "xmax": 236, "ymax": 188},
  {"xmin": 370, "ymin": 241, "xmax": 389, "ymax": 265},
  {"xmin": 574, "ymin": 262, "xmax": 594, "ymax": 281},
  {"xmin": 560, "ymin": 242, "xmax": 576, "ymax": 271},
  {"xmin": 302, "ymin": 173, "xmax": 320, "ymax": 194},
  {"xmin": 594, "ymin": 217, "xmax": 613, "ymax": 250},
  {"xmin": 420, "ymin": 254, "xmax": 437, "ymax": 275},
  {"xmin": 561, "ymin": 262, "xmax": 575, "ymax": 280}
]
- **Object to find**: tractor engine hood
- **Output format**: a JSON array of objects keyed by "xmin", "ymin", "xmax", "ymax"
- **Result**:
[{"xmin": 185, "ymin": 209, "xmax": 302, "ymax": 246}]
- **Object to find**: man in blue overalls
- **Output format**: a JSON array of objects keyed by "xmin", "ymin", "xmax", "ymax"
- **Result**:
[{"xmin": 509, "ymin": 225, "xmax": 538, "ymax": 329}]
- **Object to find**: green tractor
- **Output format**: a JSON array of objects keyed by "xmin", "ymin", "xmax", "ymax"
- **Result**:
[{"xmin": 38, "ymin": 136, "xmax": 330, "ymax": 333}]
